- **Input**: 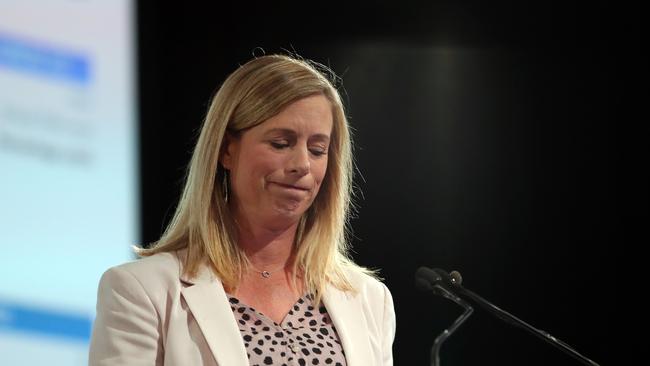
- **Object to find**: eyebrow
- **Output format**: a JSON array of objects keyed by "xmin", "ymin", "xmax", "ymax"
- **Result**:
[{"xmin": 263, "ymin": 128, "xmax": 330, "ymax": 141}]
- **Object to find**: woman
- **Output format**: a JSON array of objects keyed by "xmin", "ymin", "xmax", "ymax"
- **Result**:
[{"xmin": 89, "ymin": 54, "xmax": 396, "ymax": 366}]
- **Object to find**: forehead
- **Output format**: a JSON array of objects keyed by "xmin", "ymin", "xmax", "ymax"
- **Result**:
[{"xmin": 255, "ymin": 95, "xmax": 334, "ymax": 136}]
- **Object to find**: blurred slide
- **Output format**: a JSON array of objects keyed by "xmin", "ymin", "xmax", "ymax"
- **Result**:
[{"xmin": 0, "ymin": 1, "xmax": 137, "ymax": 365}]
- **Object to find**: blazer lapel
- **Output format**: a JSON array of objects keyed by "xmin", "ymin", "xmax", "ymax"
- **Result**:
[
  {"xmin": 180, "ymin": 264, "xmax": 248, "ymax": 366},
  {"xmin": 322, "ymin": 285, "xmax": 373, "ymax": 366}
]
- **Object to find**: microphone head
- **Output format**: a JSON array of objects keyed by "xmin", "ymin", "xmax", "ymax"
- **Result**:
[
  {"xmin": 415, "ymin": 267, "xmax": 442, "ymax": 292},
  {"xmin": 415, "ymin": 277, "xmax": 432, "ymax": 292},
  {"xmin": 450, "ymin": 270, "xmax": 463, "ymax": 285},
  {"xmin": 431, "ymin": 268, "xmax": 464, "ymax": 288}
]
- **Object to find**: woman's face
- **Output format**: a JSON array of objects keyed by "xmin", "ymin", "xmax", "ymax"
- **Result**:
[{"xmin": 221, "ymin": 94, "xmax": 333, "ymax": 230}]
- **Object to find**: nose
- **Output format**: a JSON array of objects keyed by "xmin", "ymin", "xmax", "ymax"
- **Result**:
[{"xmin": 286, "ymin": 145, "xmax": 310, "ymax": 176}]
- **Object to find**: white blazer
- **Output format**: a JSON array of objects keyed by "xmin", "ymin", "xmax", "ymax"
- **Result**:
[{"xmin": 88, "ymin": 250, "xmax": 396, "ymax": 365}]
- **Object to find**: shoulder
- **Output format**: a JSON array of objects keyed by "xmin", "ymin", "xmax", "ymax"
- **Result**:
[
  {"xmin": 90, "ymin": 252, "xmax": 182, "ymax": 363},
  {"xmin": 342, "ymin": 265, "xmax": 392, "ymax": 304},
  {"xmin": 102, "ymin": 251, "xmax": 180, "ymax": 282},
  {"xmin": 108, "ymin": 251, "xmax": 180, "ymax": 277},
  {"xmin": 98, "ymin": 251, "xmax": 182, "ymax": 303},
  {"xmin": 337, "ymin": 265, "xmax": 396, "ymax": 344}
]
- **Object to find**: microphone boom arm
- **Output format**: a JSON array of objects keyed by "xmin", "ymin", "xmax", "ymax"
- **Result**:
[
  {"xmin": 429, "ymin": 285, "xmax": 474, "ymax": 366},
  {"xmin": 440, "ymin": 270, "xmax": 601, "ymax": 366}
]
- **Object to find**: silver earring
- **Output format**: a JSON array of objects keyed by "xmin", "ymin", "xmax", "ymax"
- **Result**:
[{"xmin": 223, "ymin": 170, "xmax": 229, "ymax": 203}]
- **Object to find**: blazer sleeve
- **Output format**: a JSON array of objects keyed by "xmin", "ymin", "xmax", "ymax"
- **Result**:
[
  {"xmin": 88, "ymin": 265, "xmax": 164, "ymax": 366},
  {"xmin": 381, "ymin": 283, "xmax": 397, "ymax": 366}
]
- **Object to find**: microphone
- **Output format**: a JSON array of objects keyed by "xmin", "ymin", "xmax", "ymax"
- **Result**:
[
  {"xmin": 415, "ymin": 267, "xmax": 474, "ymax": 366},
  {"xmin": 414, "ymin": 266, "xmax": 442, "ymax": 291},
  {"xmin": 430, "ymin": 268, "xmax": 601, "ymax": 366}
]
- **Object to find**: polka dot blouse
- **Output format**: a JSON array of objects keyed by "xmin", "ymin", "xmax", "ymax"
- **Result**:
[{"xmin": 227, "ymin": 293, "xmax": 347, "ymax": 366}]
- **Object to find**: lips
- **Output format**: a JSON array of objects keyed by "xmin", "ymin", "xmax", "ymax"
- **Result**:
[{"xmin": 272, "ymin": 182, "xmax": 309, "ymax": 191}]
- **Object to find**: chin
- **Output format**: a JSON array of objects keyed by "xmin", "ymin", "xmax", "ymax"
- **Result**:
[
  {"xmin": 271, "ymin": 202, "xmax": 308, "ymax": 220},
  {"xmin": 274, "ymin": 205, "xmax": 304, "ymax": 218}
]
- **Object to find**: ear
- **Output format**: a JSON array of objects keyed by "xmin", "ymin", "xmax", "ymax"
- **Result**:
[{"xmin": 219, "ymin": 131, "xmax": 236, "ymax": 170}]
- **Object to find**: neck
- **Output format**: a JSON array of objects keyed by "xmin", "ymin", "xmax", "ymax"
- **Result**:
[{"xmin": 234, "ymin": 215, "xmax": 300, "ymax": 272}]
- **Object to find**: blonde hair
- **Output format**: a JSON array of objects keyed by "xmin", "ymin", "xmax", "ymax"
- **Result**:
[{"xmin": 138, "ymin": 54, "xmax": 374, "ymax": 301}]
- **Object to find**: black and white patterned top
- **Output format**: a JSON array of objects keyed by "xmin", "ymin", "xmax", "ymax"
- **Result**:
[{"xmin": 227, "ymin": 293, "xmax": 348, "ymax": 366}]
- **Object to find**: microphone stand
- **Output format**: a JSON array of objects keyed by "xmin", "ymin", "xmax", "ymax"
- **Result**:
[
  {"xmin": 416, "ymin": 269, "xmax": 474, "ymax": 366},
  {"xmin": 428, "ymin": 285, "xmax": 474, "ymax": 366},
  {"xmin": 437, "ymin": 269, "xmax": 601, "ymax": 366}
]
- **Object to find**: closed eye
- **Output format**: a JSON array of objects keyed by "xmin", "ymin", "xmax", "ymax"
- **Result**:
[
  {"xmin": 270, "ymin": 141, "xmax": 290, "ymax": 149},
  {"xmin": 310, "ymin": 148, "xmax": 327, "ymax": 156}
]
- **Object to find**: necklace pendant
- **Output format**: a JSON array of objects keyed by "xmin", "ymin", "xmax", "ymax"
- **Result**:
[{"xmin": 261, "ymin": 271, "xmax": 271, "ymax": 278}]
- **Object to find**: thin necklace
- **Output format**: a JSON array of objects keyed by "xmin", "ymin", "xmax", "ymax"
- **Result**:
[{"xmin": 248, "ymin": 262, "xmax": 287, "ymax": 279}]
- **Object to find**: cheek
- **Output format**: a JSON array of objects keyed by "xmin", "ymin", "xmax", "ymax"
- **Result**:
[
  {"xmin": 313, "ymin": 159, "xmax": 329, "ymax": 187},
  {"xmin": 242, "ymin": 147, "xmax": 282, "ymax": 183}
]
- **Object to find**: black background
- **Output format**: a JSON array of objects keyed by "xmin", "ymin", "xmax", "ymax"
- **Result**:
[{"xmin": 137, "ymin": 2, "xmax": 637, "ymax": 365}]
